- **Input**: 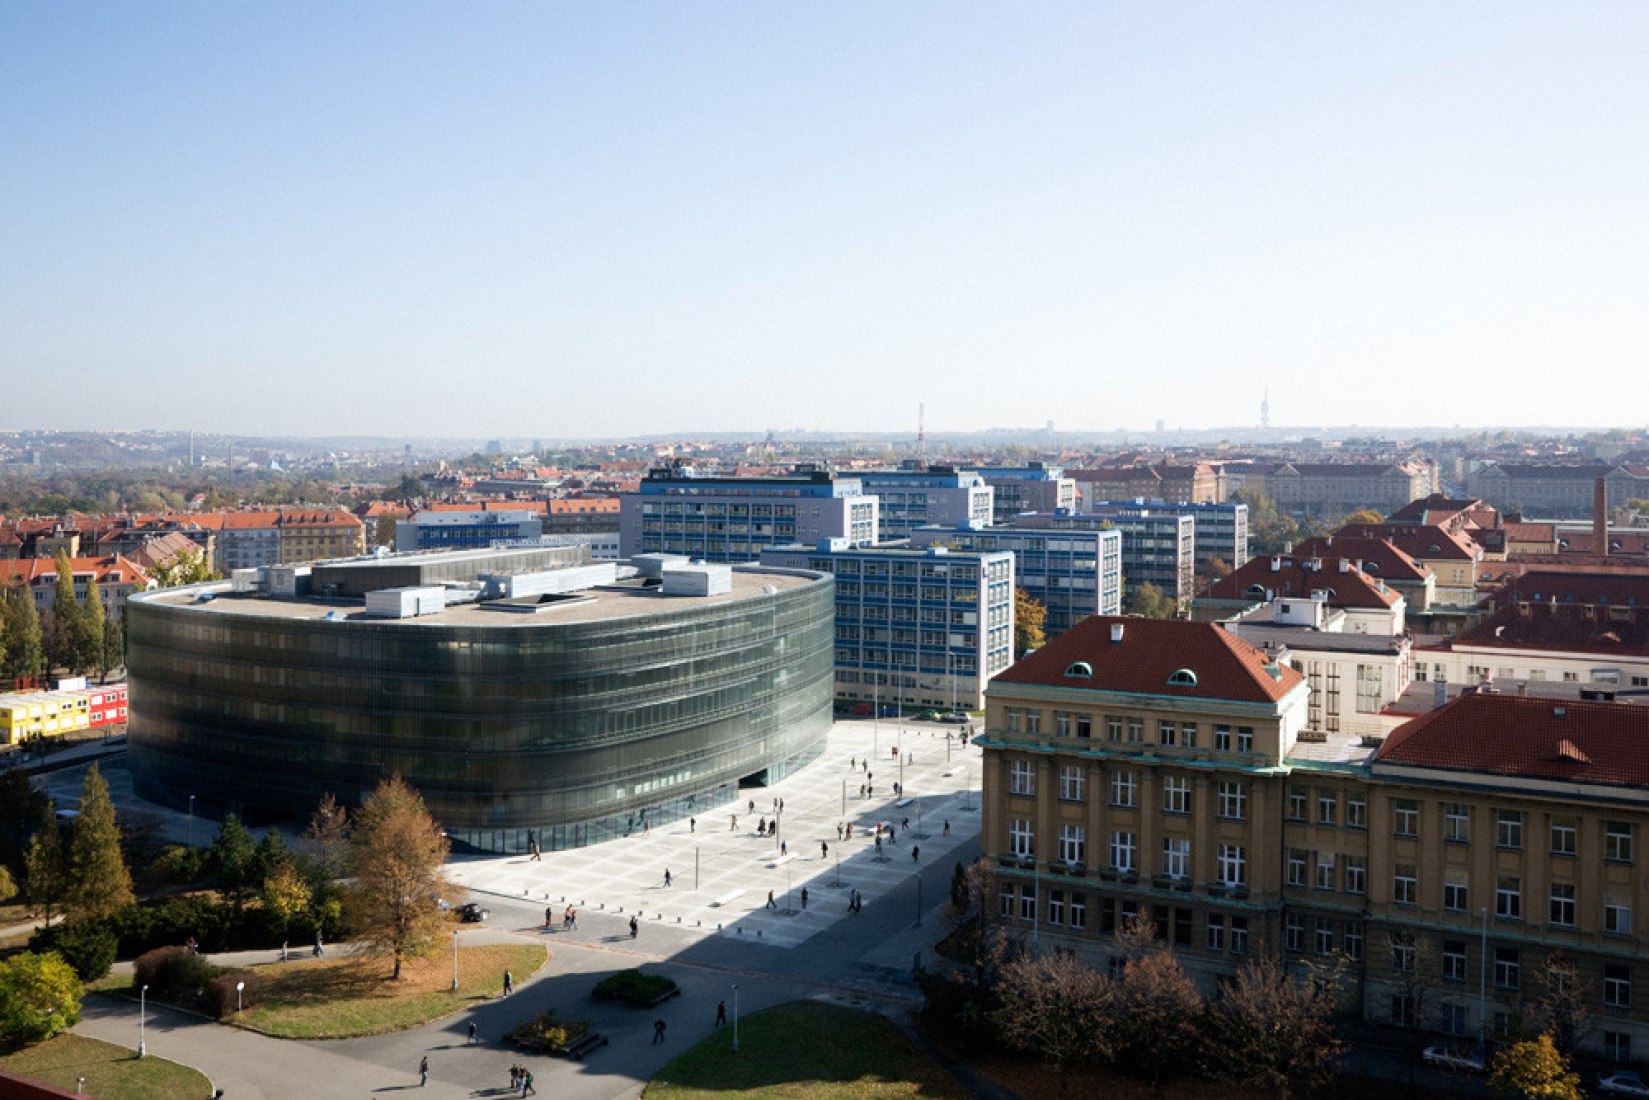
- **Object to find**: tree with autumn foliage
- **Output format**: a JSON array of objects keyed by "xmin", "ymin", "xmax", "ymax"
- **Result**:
[
  {"xmin": 1013, "ymin": 588, "xmax": 1047, "ymax": 654},
  {"xmin": 993, "ymin": 948, "xmax": 1117, "ymax": 1090},
  {"xmin": 1490, "ymin": 1032, "xmax": 1581, "ymax": 1100},
  {"xmin": 345, "ymin": 778, "xmax": 457, "ymax": 979},
  {"xmin": 1204, "ymin": 957, "xmax": 1344, "ymax": 1100}
]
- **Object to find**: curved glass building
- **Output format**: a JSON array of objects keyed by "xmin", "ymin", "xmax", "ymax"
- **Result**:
[{"xmin": 126, "ymin": 551, "xmax": 834, "ymax": 852}]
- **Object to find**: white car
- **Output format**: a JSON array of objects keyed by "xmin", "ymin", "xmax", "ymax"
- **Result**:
[
  {"xmin": 1599, "ymin": 1071, "xmax": 1649, "ymax": 1098},
  {"xmin": 1422, "ymin": 1044, "xmax": 1485, "ymax": 1073}
]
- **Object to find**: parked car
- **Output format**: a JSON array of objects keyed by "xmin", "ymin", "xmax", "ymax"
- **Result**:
[
  {"xmin": 1421, "ymin": 1044, "xmax": 1485, "ymax": 1073},
  {"xmin": 1599, "ymin": 1071, "xmax": 1649, "ymax": 1097},
  {"xmin": 915, "ymin": 710, "xmax": 941, "ymax": 722},
  {"xmin": 456, "ymin": 902, "xmax": 490, "ymax": 923},
  {"xmin": 941, "ymin": 712, "xmax": 969, "ymax": 723}
]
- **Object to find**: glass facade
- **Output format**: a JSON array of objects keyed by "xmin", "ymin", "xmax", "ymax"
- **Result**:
[{"xmin": 126, "ymin": 574, "xmax": 835, "ymax": 853}]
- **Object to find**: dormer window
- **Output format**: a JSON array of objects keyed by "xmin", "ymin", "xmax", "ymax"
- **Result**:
[
  {"xmin": 1167, "ymin": 668, "xmax": 1198, "ymax": 687},
  {"xmin": 1064, "ymin": 661, "xmax": 1093, "ymax": 679},
  {"xmin": 1245, "ymin": 584, "xmax": 1267, "ymax": 599}
]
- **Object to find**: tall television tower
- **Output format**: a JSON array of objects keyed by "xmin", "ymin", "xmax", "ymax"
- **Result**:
[{"xmin": 1260, "ymin": 386, "xmax": 1270, "ymax": 431}]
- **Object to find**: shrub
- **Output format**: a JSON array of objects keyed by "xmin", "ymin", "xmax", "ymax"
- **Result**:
[
  {"xmin": 510, "ymin": 1009, "xmax": 591, "ymax": 1050},
  {"xmin": 591, "ymin": 969, "xmax": 677, "ymax": 1005},
  {"xmin": 132, "ymin": 945, "xmax": 217, "ymax": 1002},
  {"xmin": 202, "ymin": 971, "xmax": 256, "ymax": 1019},
  {"xmin": 49, "ymin": 922, "xmax": 118, "ymax": 983},
  {"xmin": 0, "ymin": 952, "xmax": 83, "ymax": 1047}
]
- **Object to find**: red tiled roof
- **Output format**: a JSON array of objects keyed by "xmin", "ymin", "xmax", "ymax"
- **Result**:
[
  {"xmin": 1454, "ymin": 570, "xmax": 1649, "ymax": 654},
  {"xmin": 1378, "ymin": 692, "xmax": 1649, "ymax": 789},
  {"xmin": 992, "ymin": 615, "xmax": 1303, "ymax": 705},
  {"xmin": 1337, "ymin": 523, "xmax": 1481, "ymax": 562},
  {"xmin": 1290, "ymin": 536, "xmax": 1429, "ymax": 583},
  {"xmin": 1206, "ymin": 554, "xmax": 1400, "ymax": 609},
  {"xmin": 0, "ymin": 556, "xmax": 149, "ymax": 587}
]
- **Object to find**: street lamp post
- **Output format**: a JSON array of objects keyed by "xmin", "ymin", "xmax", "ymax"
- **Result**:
[
  {"xmin": 731, "ymin": 983, "xmax": 740, "ymax": 1053},
  {"xmin": 235, "ymin": 980, "xmax": 244, "ymax": 1015},
  {"xmin": 451, "ymin": 930, "xmax": 460, "ymax": 992},
  {"xmin": 138, "ymin": 983, "xmax": 148, "ymax": 1057}
]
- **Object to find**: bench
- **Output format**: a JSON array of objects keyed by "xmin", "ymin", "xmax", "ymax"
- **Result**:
[
  {"xmin": 895, "ymin": 797, "xmax": 914, "ymax": 808},
  {"xmin": 711, "ymin": 890, "xmax": 744, "ymax": 908},
  {"xmin": 771, "ymin": 852, "xmax": 798, "ymax": 867},
  {"xmin": 559, "ymin": 1032, "xmax": 609, "ymax": 1060}
]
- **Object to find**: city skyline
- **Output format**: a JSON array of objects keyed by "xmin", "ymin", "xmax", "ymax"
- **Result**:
[{"xmin": 4, "ymin": 3, "xmax": 1647, "ymax": 438}]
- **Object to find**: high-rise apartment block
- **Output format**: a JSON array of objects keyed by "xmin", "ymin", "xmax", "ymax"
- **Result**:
[
  {"xmin": 909, "ymin": 523, "xmax": 1122, "ymax": 636},
  {"xmin": 975, "ymin": 463, "xmax": 1077, "ymax": 524},
  {"xmin": 855, "ymin": 466, "xmax": 993, "ymax": 539}
]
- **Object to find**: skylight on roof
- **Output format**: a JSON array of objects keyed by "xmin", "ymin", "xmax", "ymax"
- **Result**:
[{"xmin": 1167, "ymin": 668, "xmax": 1197, "ymax": 686}]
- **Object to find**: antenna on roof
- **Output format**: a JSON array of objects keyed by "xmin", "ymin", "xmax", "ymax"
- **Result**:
[{"xmin": 917, "ymin": 402, "xmax": 926, "ymax": 467}]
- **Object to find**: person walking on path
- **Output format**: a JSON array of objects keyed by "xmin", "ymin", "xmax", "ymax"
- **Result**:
[
  {"xmin": 418, "ymin": 1056, "xmax": 429, "ymax": 1087},
  {"xmin": 280, "ymin": 940, "xmax": 288, "ymax": 962},
  {"xmin": 943, "ymin": 820, "xmax": 951, "ymax": 837},
  {"xmin": 689, "ymin": 816, "xmax": 695, "ymax": 833},
  {"xmin": 912, "ymin": 846, "xmax": 920, "ymax": 862},
  {"xmin": 664, "ymin": 868, "xmax": 672, "ymax": 888},
  {"xmin": 521, "ymin": 1069, "xmax": 536, "ymax": 1096},
  {"xmin": 821, "ymin": 840, "xmax": 829, "ymax": 859},
  {"xmin": 502, "ymin": 970, "xmax": 514, "ymax": 996},
  {"xmin": 653, "ymin": 1018, "xmax": 667, "ymax": 1044},
  {"xmin": 765, "ymin": 890, "xmax": 776, "ymax": 909},
  {"xmin": 313, "ymin": 929, "xmax": 324, "ymax": 956},
  {"xmin": 715, "ymin": 1001, "xmax": 727, "ymax": 1027},
  {"xmin": 629, "ymin": 915, "xmax": 639, "ymax": 938},
  {"xmin": 835, "ymin": 822, "xmax": 843, "ymax": 840},
  {"xmin": 800, "ymin": 886, "xmax": 809, "ymax": 910},
  {"xmin": 468, "ymin": 1021, "xmax": 477, "ymax": 1045},
  {"xmin": 545, "ymin": 906, "xmax": 554, "ymax": 929}
]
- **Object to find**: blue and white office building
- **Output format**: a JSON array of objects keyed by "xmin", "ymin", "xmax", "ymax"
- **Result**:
[
  {"xmin": 619, "ymin": 465, "xmax": 878, "ymax": 562},
  {"xmin": 855, "ymin": 466, "xmax": 994, "ymax": 539},
  {"xmin": 908, "ymin": 523, "xmax": 1122, "ymax": 636},
  {"xmin": 1086, "ymin": 500, "xmax": 1249, "ymax": 575},
  {"xmin": 395, "ymin": 510, "xmax": 543, "ymax": 552},
  {"xmin": 759, "ymin": 540, "xmax": 1014, "ymax": 711},
  {"xmin": 1013, "ymin": 511, "xmax": 1197, "ymax": 608},
  {"xmin": 974, "ymin": 463, "xmax": 1077, "ymax": 525}
]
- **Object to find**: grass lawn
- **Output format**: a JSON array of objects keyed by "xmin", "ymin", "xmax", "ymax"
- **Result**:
[
  {"xmin": 231, "ymin": 942, "xmax": 549, "ymax": 1039},
  {"xmin": 0, "ymin": 1032, "xmax": 212, "ymax": 1100},
  {"xmin": 645, "ymin": 1001, "xmax": 968, "ymax": 1100}
]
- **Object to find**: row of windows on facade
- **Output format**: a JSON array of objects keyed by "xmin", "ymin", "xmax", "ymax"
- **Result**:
[
  {"xmin": 1003, "ymin": 714, "xmax": 1258, "ymax": 751},
  {"xmin": 1007, "ymin": 819, "xmax": 1251, "ymax": 885},
  {"xmin": 1009, "ymin": 761, "xmax": 1258, "ymax": 810},
  {"xmin": 1365, "ymin": 794, "xmax": 1638, "ymax": 858},
  {"xmin": 998, "ymin": 885, "xmax": 1255, "ymax": 953},
  {"xmin": 1414, "ymin": 662, "xmax": 1649, "ymax": 687},
  {"xmin": 831, "ymin": 583, "xmax": 994, "ymax": 602}
]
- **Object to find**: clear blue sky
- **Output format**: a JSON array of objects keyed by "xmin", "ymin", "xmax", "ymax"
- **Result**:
[{"xmin": 3, "ymin": 3, "xmax": 1646, "ymax": 439}]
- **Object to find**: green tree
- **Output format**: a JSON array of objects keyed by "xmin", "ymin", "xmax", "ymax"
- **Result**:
[
  {"xmin": 253, "ymin": 827, "xmax": 291, "ymax": 887},
  {"xmin": 345, "ymin": 777, "xmax": 455, "ymax": 979},
  {"xmin": 75, "ymin": 574, "xmax": 106, "ymax": 679},
  {"xmin": 47, "ymin": 551, "xmax": 80, "ymax": 672},
  {"xmin": 1013, "ymin": 587, "xmax": 1047, "ymax": 654},
  {"xmin": 1342, "ymin": 508, "xmax": 1385, "ymax": 526},
  {"xmin": 149, "ymin": 546, "xmax": 218, "ymax": 588},
  {"xmin": 1235, "ymin": 488, "xmax": 1302, "ymax": 556},
  {"xmin": 3, "ymin": 585, "xmax": 45, "ymax": 680},
  {"xmin": 63, "ymin": 764, "xmax": 134, "ymax": 923},
  {"xmin": 0, "ymin": 864, "xmax": 16, "ymax": 904},
  {"xmin": 261, "ymin": 859, "xmax": 313, "ymax": 939},
  {"xmin": 24, "ymin": 805, "xmax": 65, "ymax": 926},
  {"xmin": 1126, "ymin": 581, "xmax": 1177, "ymax": 619},
  {"xmin": 0, "ymin": 951, "xmax": 83, "ymax": 1046},
  {"xmin": 101, "ymin": 612, "xmax": 125, "ymax": 677},
  {"xmin": 208, "ymin": 813, "xmax": 259, "ymax": 912},
  {"xmin": 1489, "ymin": 1033, "xmax": 1581, "ymax": 1100}
]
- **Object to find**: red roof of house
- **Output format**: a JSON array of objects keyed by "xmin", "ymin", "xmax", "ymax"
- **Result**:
[
  {"xmin": 0, "ymin": 555, "xmax": 150, "ymax": 587},
  {"xmin": 1289, "ymin": 535, "xmax": 1429, "ymax": 583},
  {"xmin": 1378, "ymin": 692, "xmax": 1649, "ymax": 789},
  {"xmin": 1337, "ymin": 522, "xmax": 1482, "ymax": 562},
  {"xmin": 1206, "ymin": 554, "xmax": 1401, "ymax": 609},
  {"xmin": 992, "ymin": 615, "xmax": 1303, "ymax": 705},
  {"xmin": 1453, "ymin": 570, "xmax": 1649, "ymax": 654}
]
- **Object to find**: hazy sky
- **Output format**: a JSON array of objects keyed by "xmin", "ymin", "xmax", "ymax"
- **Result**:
[{"xmin": 4, "ymin": 3, "xmax": 1647, "ymax": 439}]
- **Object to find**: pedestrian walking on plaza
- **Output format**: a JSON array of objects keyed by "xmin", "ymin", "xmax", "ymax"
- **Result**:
[
  {"xmin": 689, "ymin": 816, "xmax": 696, "ymax": 833},
  {"xmin": 503, "ymin": 970, "xmax": 514, "ymax": 996},
  {"xmin": 845, "ymin": 822, "xmax": 853, "ymax": 840},
  {"xmin": 653, "ymin": 1018, "xmax": 667, "ymax": 1044},
  {"xmin": 418, "ymin": 1056, "xmax": 429, "ymax": 1087},
  {"xmin": 821, "ymin": 840, "xmax": 829, "ymax": 858},
  {"xmin": 749, "ymin": 798, "xmax": 755, "ymax": 814},
  {"xmin": 510, "ymin": 1065, "xmax": 520, "ymax": 1091},
  {"xmin": 943, "ymin": 820, "xmax": 951, "ymax": 836},
  {"xmin": 850, "ymin": 756, "xmax": 855, "ymax": 769},
  {"xmin": 912, "ymin": 846, "xmax": 920, "ymax": 862},
  {"xmin": 280, "ymin": 940, "xmax": 288, "ymax": 962},
  {"xmin": 545, "ymin": 906, "xmax": 554, "ymax": 929},
  {"xmin": 801, "ymin": 887, "xmax": 809, "ymax": 910},
  {"xmin": 766, "ymin": 889, "xmax": 776, "ymax": 909},
  {"xmin": 664, "ymin": 868, "xmax": 672, "ymax": 888},
  {"xmin": 836, "ymin": 822, "xmax": 843, "ymax": 840},
  {"xmin": 629, "ymin": 915, "xmax": 639, "ymax": 938},
  {"xmin": 859, "ymin": 783, "xmax": 866, "ymax": 799},
  {"xmin": 468, "ymin": 1021, "xmax": 477, "ymax": 1045},
  {"xmin": 522, "ymin": 1069, "xmax": 535, "ymax": 1096},
  {"xmin": 314, "ymin": 929, "xmax": 324, "ymax": 956},
  {"xmin": 715, "ymin": 1000, "xmax": 727, "ymax": 1027},
  {"xmin": 780, "ymin": 840, "xmax": 787, "ymax": 856},
  {"xmin": 731, "ymin": 814, "xmax": 737, "ymax": 831},
  {"xmin": 902, "ymin": 817, "xmax": 909, "ymax": 831}
]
